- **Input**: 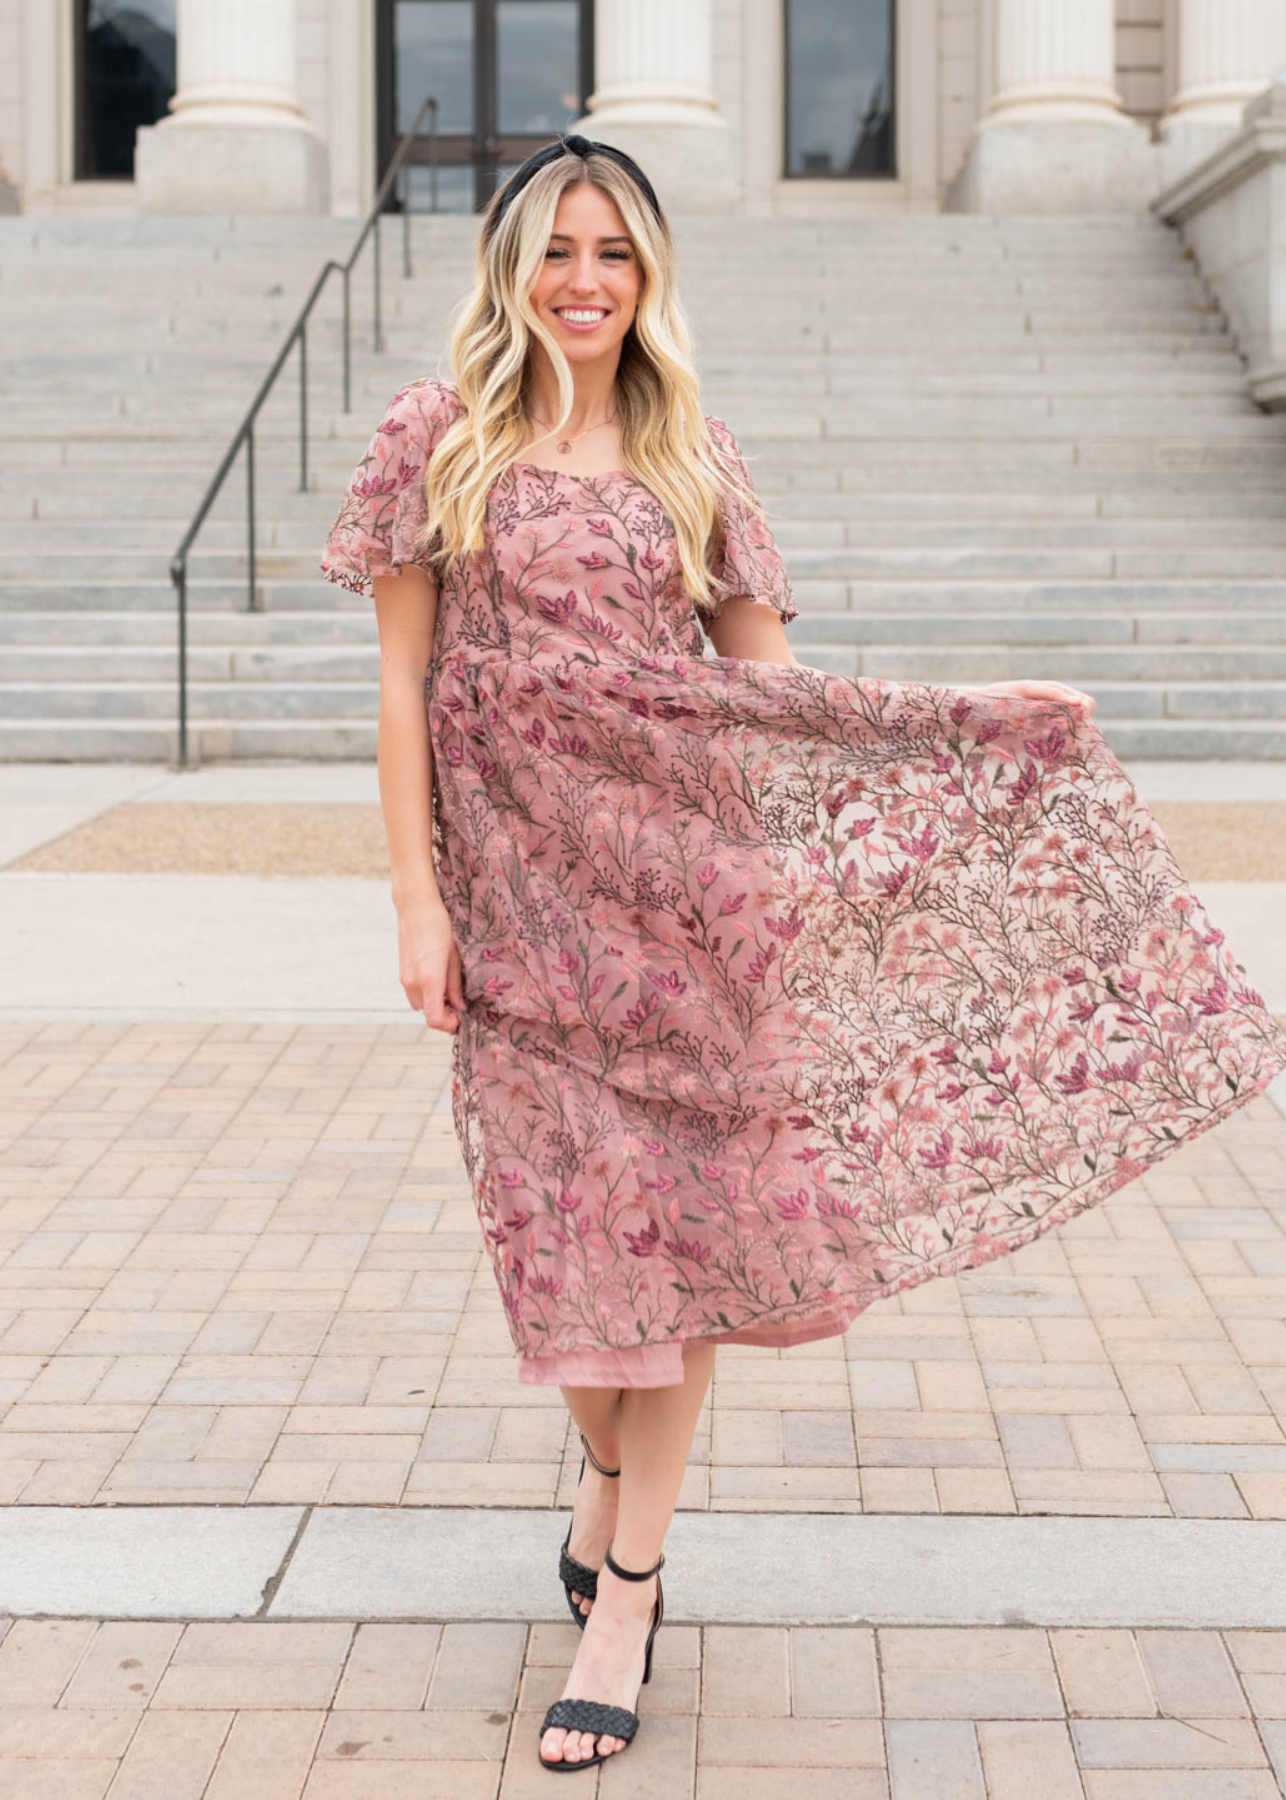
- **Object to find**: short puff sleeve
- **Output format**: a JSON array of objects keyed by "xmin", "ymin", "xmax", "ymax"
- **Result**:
[
  {"xmin": 320, "ymin": 376, "xmax": 458, "ymax": 598},
  {"xmin": 702, "ymin": 414, "xmax": 798, "ymax": 626}
]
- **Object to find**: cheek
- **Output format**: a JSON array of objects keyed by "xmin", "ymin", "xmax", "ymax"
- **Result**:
[{"xmin": 613, "ymin": 274, "xmax": 642, "ymax": 315}]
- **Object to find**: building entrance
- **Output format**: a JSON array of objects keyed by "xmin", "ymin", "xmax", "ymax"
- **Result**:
[{"xmin": 377, "ymin": 0, "xmax": 594, "ymax": 212}]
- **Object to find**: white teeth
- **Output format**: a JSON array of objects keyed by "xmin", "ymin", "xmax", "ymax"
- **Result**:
[{"xmin": 557, "ymin": 309, "xmax": 606, "ymax": 322}]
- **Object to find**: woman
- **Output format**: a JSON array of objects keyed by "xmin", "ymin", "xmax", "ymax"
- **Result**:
[{"xmin": 322, "ymin": 135, "xmax": 1286, "ymax": 1773}]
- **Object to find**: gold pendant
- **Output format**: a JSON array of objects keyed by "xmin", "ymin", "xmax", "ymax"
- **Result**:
[{"xmin": 557, "ymin": 440, "xmax": 571, "ymax": 453}]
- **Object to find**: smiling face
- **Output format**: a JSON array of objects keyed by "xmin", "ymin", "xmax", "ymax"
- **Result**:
[{"xmin": 529, "ymin": 181, "xmax": 642, "ymax": 364}]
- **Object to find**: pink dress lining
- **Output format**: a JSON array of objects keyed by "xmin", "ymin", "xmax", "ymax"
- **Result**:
[{"xmin": 515, "ymin": 1293, "xmax": 863, "ymax": 1387}]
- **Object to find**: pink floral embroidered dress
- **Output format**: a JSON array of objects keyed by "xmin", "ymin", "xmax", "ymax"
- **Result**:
[{"xmin": 322, "ymin": 375, "xmax": 1286, "ymax": 1389}]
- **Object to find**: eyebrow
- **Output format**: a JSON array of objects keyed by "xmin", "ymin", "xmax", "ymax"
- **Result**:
[{"xmin": 548, "ymin": 234, "xmax": 632, "ymax": 243}]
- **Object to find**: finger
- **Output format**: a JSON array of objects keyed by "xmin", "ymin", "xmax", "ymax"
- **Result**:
[{"xmin": 421, "ymin": 990, "xmax": 461, "ymax": 1035}]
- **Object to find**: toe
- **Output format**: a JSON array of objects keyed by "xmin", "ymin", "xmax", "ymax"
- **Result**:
[{"xmin": 541, "ymin": 1727, "xmax": 566, "ymax": 1761}]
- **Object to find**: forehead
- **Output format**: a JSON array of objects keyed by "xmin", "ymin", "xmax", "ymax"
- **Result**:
[{"xmin": 549, "ymin": 183, "xmax": 631, "ymax": 240}]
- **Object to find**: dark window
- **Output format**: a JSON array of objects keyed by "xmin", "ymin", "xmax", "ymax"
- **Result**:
[
  {"xmin": 379, "ymin": 0, "xmax": 592, "ymax": 214},
  {"xmin": 784, "ymin": 0, "xmax": 895, "ymax": 179},
  {"xmin": 76, "ymin": 0, "xmax": 177, "ymax": 179}
]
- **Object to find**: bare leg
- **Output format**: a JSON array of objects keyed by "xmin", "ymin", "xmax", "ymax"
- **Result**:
[
  {"xmin": 540, "ymin": 1341, "xmax": 716, "ymax": 1766},
  {"xmin": 558, "ymin": 1383, "xmax": 623, "ymax": 1617}
]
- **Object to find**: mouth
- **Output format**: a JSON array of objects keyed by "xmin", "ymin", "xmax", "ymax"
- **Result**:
[{"xmin": 553, "ymin": 307, "xmax": 611, "ymax": 332}]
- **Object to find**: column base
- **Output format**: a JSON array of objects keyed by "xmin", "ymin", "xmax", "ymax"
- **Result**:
[
  {"xmin": 570, "ymin": 116, "xmax": 736, "ymax": 212},
  {"xmin": 946, "ymin": 118, "xmax": 1158, "ymax": 213},
  {"xmin": 135, "ymin": 120, "xmax": 329, "ymax": 215},
  {"xmin": 1158, "ymin": 114, "xmax": 1252, "ymax": 190}
]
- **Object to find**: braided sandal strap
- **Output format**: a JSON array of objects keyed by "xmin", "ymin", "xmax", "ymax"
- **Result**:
[
  {"xmin": 558, "ymin": 1541, "xmax": 600, "ymax": 1596},
  {"xmin": 540, "ymin": 1696, "xmax": 639, "ymax": 1742}
]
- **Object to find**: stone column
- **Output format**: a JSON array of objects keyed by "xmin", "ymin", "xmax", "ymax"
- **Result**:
[
  {"xmin": 988, "ymin": 0, "xmax": 1128, "ymax": 124},
  {"xmin": 948, "ymin": 0, "xmax": 1156, "ymax": 211},
  {"xmin": 573, "ymin": 0, "xmax": 733, "ymax": 211},
  {"xmin": 1160, "ymin": 0, "xmax": 1286, "ymax": 184},
  {"xmin": 135, "ymin": 0, "xmax": 328, "ymax": 213}
]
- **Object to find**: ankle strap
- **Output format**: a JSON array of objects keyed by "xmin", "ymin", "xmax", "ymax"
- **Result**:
[
  {"xmin": 579, "ymin": 1430, "xmax": 621, "ymax": 1477},
  {"xmin": 603, "ymin": 1540, "xmax": 665, "ymax": 1581}
]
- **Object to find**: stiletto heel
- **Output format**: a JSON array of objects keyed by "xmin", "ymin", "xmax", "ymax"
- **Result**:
[
  {"xmin": 558, "ymin": 1430, "xmax": 619, "ymax": 1629},
  {"xmin": 538, "ymin": 1538, "xmax": 666, "ymax": 1771}
]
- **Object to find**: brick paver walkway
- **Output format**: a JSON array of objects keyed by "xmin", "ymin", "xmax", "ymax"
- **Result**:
[
  {"xmin": 2, "ymin": 1019, "xmax": 1285, "ymax": 1519},
  {"xmin": 2, "ymin": 1615, "xmax": 1285, "ymax": 1798}
]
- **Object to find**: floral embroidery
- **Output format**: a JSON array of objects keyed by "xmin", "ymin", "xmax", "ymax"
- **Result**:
[{"xmin": 322, "ymin": 376, "xmax": 1286, "ymax": 1374}]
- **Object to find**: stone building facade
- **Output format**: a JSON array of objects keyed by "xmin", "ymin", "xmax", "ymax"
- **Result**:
[{"xmin": 1, "ymin": 1, "xmax": 1283, "ymax": 218}]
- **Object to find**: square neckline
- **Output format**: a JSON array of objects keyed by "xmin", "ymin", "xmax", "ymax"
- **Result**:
[{"xmin": 507, "ymin": 458, "xmax": 633, "ymax": 481}]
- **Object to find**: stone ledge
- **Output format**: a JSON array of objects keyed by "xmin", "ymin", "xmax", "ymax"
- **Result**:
[{"xmin": 1155, "ymin": 84, "xmax": 1286, "ymax": 411}]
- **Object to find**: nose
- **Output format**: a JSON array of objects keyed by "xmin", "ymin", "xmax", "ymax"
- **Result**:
[{"xmin": 567, "ymin": 251, "xmax": 600, "ymax": 294}]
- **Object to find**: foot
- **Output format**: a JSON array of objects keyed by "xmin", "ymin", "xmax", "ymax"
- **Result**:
[
  {"xmin": 565, "ymin": 1443, "xmax": 619, "ymax": 1620},
  {"xmin": 540, "ymin": 1559, "xmax": 659, "ymax": 1765}
]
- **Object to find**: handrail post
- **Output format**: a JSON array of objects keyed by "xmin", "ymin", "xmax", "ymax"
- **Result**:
[
  {"xmin": 299, "ymin": 321, "xmax": 309, "ymax": 493},
  {"xmin": 342, "ymin": 266, "xmax": 352, "ymax": 414},
  {"xmin": 176, "ymin": 561, "xmax": 189, "ymax": 767},
  {"xmin": 402, "ymin": 162, "xmax": 412, "ymax": 278},
  {"xmin": 246, "ymin": 425, "xmax": 258, "ymax": 613},
  {"xmin": 373, "ymin": 210, "xmax": 383, "ymax": 354}
]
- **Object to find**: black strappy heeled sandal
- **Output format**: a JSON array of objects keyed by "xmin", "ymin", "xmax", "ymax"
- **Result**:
[
  {"xmin": 539, "ymin": 1538, "xmax": 666, "ymax": 1772},
  {"xmin": 558, "ymin": 1430, "xmax": 620, "ymax": 1629}
]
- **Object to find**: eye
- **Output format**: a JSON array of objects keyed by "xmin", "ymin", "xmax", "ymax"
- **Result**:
[{"xmin": 544, "ymin": 248, "xmax": 632, "ymax": 260}]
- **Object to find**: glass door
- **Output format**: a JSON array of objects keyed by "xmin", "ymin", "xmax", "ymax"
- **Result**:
[{"xmin": 377, "ymin": 0, "xmax": 594, "ymax": 213}]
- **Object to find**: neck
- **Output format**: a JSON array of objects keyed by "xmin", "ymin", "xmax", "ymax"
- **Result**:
[{"xmin": 525, "ymin": 348, "xmax": 620, "ymax": 433}]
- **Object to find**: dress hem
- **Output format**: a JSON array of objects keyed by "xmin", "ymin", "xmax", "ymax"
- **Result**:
[{"xmin": 511, "ymin": 1041, "xmax": 1286, "ymax": 1388}]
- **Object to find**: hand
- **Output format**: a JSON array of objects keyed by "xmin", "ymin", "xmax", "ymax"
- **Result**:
[
  {"xmin": 968, "ymin": 678, "xmax": 1096, "ymax": 718},
  {"xmin": 398, "ymin": 900, "xmax": 467, "ymax": 1034}
]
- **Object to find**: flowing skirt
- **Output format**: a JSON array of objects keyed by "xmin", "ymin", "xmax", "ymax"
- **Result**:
[{"xmin": 428, "ymin": 647, "xmax": 1286, "ymax": 1388}]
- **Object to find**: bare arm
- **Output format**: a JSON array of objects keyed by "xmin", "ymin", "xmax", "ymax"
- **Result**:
[
  {"xmin": 704, "ymin": 597, "xmax": 1095, "ymax": 716},
  {"xmin": 372, "ymin": 564, "xmax": 466, "ymax": 1034},
  {"xmin": 703, "ymin": 594, "xmax": 798, "ymax": 667}
]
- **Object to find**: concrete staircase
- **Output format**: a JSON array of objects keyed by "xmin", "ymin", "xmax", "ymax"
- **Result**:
[{"xmin": 2, "ymin": 211, "xmax": 1285, "ymax": 761}]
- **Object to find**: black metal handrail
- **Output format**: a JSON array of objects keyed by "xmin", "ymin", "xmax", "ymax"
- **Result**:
[{"xmin": 166, "ymin": 95, "xmax": 440, "ymax": 767}]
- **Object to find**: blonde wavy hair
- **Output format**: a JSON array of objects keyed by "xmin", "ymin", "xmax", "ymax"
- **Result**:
[{"xmin": 414, "ymin": 139, "xmax": 763, "ymax": 619}]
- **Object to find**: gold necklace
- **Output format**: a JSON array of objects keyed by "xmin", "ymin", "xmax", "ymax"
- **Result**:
[{"xmin": 528, "ymin": 408, "xmax": 619, "ymax": 455}]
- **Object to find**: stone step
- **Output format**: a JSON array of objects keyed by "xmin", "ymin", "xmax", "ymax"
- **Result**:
[
  {"xmin": 5, "ymin": 208, "xmax": 1281, "ymax": 759},
  {"xmin": 20, "ymin": 545, "xmax": 1286, "ymax": 581},
  {"xmin": 9, "ymin": 639, "xmax": 1286, "ymax": 688},
  {"xmin": 10, "ymin": 515, "xmax": 1286, "ymax": 555},
  {"xmin": 3, "ymin": 519, "xmax": 1271, "ymax": 578},
  {"xmin": 3, "ymin": 368, "xmax": 1253, "ymax": 404},
  {"xmin": 9, "ymin": 470, "xmax": 1286, "ymax": 514},
  {"xmin": 3, "ymin": 670, "xmax": 1286, "ymax": 723},
  {"xmin": 0, "ymin": 287, "xmax": 1219, "ymax": 321},
  {"xmin": 5, "ymin": 605, "xmax": 1286, "ymax": 650},
  {"xmin": 13, "ymin": 488, "xmax": 1286, "ymax": 526},
  {"xmin": 4, "ymin": 708, "xmax": 1286, "ymax": 764},
  {"xmin": 7, "ymin": 577, "xmax": 1283, "ymax": 615}
]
